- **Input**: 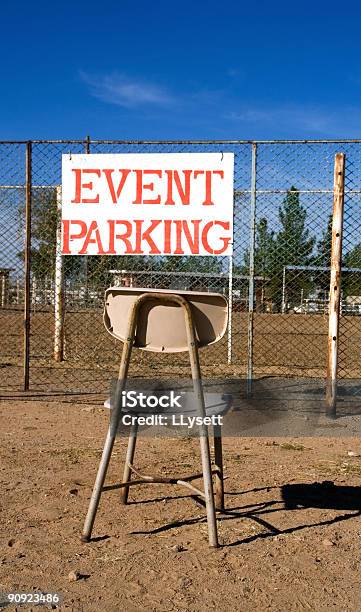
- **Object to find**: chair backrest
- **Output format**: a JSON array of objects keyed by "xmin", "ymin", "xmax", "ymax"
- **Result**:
[{"xmin": 104, "ymin": 287, "xmax": 228, "ymax": 353}]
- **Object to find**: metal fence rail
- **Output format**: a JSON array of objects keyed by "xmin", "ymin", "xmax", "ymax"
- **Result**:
[{"xmin": 0, "ymin": 139, "xmax": 361, "ymax": 396}]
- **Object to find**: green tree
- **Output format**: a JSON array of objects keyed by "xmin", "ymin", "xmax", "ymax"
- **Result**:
[
  {"xmin": 315, "ymin": 214, "xmax": 333, "ymax": 266},
  {"xmin": 313, "ymin": 214, "xmax": 333, "ymax": 291},
  {"xmin": 270, "ymin": 187, "xmax": 315, "ymax": 309},
  {"xmin": 157, "ymin": 255, "xmax": 223, "ymax": 290},
  {"xmin": 85, "ymin": 254, "xmax": 147, "ymax": 289},
  {"xmin": 30, "ymin": 188, "xmax": 58, "ymax": 279},
  {"xmin": 161, "ymin": 256, "xmax": 222, "ymax": 273},
  {"xmin": 18, "ymin": 188, "xmax": 81, "ymax": 280},
  {"xmin": 311, "ymin": 215, "xmax": 361, "ymax": 298},
  {"xmin": 242, "ymin": 217, "xmax": 275, "ymax": 278},
  {"xmin": 344, "ymin": 243, "xmax": 361, "ymax": 268},
  {"xmin": 343, "ymin": 243, "xmax": 361, "ymax": 297}
]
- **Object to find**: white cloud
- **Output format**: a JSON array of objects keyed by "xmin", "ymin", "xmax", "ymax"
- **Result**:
[
  {"xmin": 79, "ymin": 71, "xmax": 361, "ymax": 138},
  {"xmin": 225, "ymin": 104, "xmax": 361, "ymax": 137},
  {"xmin": 226, "ymin": 105, "xmax": 333, "ymax": 132},
  {"xmin": 80, "ymin": 71, "xmax": 174, "ymax": 108}
]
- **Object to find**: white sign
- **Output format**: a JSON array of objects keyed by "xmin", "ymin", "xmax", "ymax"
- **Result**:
[{"xmin": 61, "ymin": 153, "xmax": 234, "ymax": 256}]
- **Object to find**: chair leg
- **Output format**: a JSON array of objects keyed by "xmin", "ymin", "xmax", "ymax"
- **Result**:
[
  {"xmin": 81, "ymin": 298, "xmax": 140, "ymax": 542},
  {"xmin": 213, "ymin": 425, "xmax": 225, "ymax": 511},
  {"xmin": 81, "ymin": 387, "xmax": 128, "ymax": 542},
  {"xmin": 198, "ymin": 430, "xmax": 219, "ymax": 547},
  {"xmin": 81, "ymin": 427, "xmax": 117, "ymax": 542},
  {"xmin": 120, "ymin": 423, "xmax": 138, "ymax": 504},
  {"xmin": 182, "ymin": 298, "xmax": 219, "ymax": 548}
]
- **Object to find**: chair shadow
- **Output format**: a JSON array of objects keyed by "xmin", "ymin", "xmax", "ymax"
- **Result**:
[
  {"xmin": 104, "ymin": 485, "xmax": 278, "ymax": 505},
  {"xmin": 129, "ymin": 481, "xmax": 361, "ymax": 546},
  {"xmin": 281, "ymin": 480, "xmax": 361, "ymax": 511}
]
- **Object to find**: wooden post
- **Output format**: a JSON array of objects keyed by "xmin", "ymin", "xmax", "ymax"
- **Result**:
[{"xmin": 326, "ymin": 153, "xmax": 346, "ymax": 417}]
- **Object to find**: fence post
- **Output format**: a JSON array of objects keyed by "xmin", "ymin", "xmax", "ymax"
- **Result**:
[
  {"xmin": 54, "ymin": 185, "xmax": 65, "ymax": 362},
  {"xmin": 23, "ymin": 141, "xmax": 32, "ymax": 391},
  {"xmin": 281, "ymin": 266, "xmax": 286, "ymax": 314},
  {"xmin": 247, "ymin": 143, "xmax": 257, "ymax": 397},
  {"xmin": 326, "ymin": 153, "xmax": 346, "ymax": 418},
  {"xmin": 0, "ymin": 273, "xmax": 5, "ymax": 307},
  {"xmin": 84, "ymin": 136, "xmax": 91, "ymax": 305}
]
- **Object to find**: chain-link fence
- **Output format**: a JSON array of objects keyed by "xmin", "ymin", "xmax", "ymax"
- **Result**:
[{"xmin": 0, "ymin": 139, "xmax": 360, "ymax": 397}]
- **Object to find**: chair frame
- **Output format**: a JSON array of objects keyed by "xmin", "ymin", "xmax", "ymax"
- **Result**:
[{"xmin": 81, "ymin": 291, "xmax": 225, "ymax": 548}]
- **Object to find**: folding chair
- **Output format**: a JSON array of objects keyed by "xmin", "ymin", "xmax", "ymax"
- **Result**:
[{"xmin": 81, "ymin": 288, "xmax": 229, "ymax": 548}]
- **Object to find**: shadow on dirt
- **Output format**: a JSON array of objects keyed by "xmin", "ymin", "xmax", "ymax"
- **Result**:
[
  {"xmin": 129, "ymin": 480, "xmax": 361, "ymax": 547},
  {"xmin": 281, "ymin": 480, "xmax": 361, "ymax": 510}
]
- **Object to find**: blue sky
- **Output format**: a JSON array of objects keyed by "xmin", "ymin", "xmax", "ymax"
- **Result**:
[{"xmin": 2, "ymin": 0, "xmax": 361, "ymax": 140}]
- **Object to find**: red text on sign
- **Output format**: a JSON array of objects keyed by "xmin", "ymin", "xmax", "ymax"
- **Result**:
[{"xmin": 70, "ymin": 169, "xmax": 224, "ymax": 206}]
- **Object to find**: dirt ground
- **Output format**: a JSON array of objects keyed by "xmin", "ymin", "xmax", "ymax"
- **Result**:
[{"xmin": 1, "ymin": 397, "xmax": 361, "ymax": 611}]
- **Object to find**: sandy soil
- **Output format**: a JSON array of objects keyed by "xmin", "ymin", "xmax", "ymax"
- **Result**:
[{"xmin": 1, "ymin": 398, "xmax": 361, "ymax": 611}]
